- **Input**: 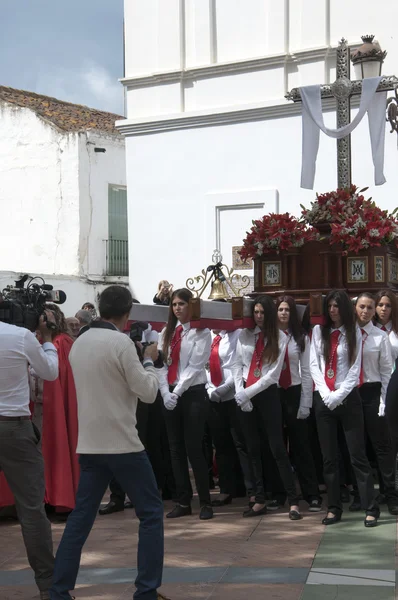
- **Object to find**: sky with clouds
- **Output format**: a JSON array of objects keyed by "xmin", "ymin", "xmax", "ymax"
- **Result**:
[{"xmin": 0, "ymin": 0, "xmax": 125, "ymax": 115}]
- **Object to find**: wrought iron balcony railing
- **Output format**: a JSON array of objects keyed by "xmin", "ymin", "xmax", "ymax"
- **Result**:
[{"xmin": 104, "ymin": 239, "xmax": 129, "ymax": 276}]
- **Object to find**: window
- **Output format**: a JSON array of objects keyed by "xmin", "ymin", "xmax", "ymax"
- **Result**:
[{"xmin": 106, "ymin": 185, "xmax": 128, "ymax": 276}]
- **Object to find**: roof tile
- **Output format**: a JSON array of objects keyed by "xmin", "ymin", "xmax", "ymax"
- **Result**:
[{"xmin": 0, "ymin": 86, "xmax": 123, "ymax": 134}]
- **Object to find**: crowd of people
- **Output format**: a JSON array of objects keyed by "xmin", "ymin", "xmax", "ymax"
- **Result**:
[
  {"xmin": 153, "ymin": 286, "xmax": 398, "ymax": 528},
  {"xmin": 1, "ymin": 280, "xmax": 398, "ymax": 599}
]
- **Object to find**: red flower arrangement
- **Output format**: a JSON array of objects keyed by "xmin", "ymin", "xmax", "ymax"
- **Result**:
[
  {"xmin": 239, "ymin": 213, "xmax": 318, "ymax": 261},
  {"xmin": 301, "ymin": 183, "xmax": 398, "ymax": 254},
  {"xmin": 330, "ymin": 201, "xmax": 398, "ymax": 254},
  {"xmin": 301, "ymin": 184, "xmax": 366, "ymax": 224}
]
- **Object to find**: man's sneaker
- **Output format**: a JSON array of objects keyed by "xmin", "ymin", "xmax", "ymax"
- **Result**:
[
  {"xmin": 40, "ymin": 593, "xmax": 50, "ymax": 600},
  {"xmin": 266, "ymin": 500, "xmax": 280, "ymax": 511},
  {"xmin": 308, "ymin": 498, "xmax": 322, "ymax": 512},
  {"xmin": 158, "ymin": 594, "xmax": 171, "ymax": 600}
]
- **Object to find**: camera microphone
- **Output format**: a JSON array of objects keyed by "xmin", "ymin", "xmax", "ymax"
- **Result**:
[{"xmin": 46, "ymin": 290, "xmax": 67, "ymax": 304}]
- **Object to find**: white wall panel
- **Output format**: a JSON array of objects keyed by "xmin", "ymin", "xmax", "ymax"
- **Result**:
[
  {"xmin": 185, "ymin": 68, "xmax": 285, "ymax": 112},
  {"xmin": 287, "ymin": 59, "xmax": 326, "ymax": 90},
  {"xmin": 215, "ymin": 0, "xmax": 268, "ymax": 62},
  {"xmin": 185, "ymin": 0, "xmax": 212, "ymax": 67},
  {"xmin": 126, "ymin": 83, "xmax": 181, "ymax": 118},
  {"xmin": 288, "ymin": 0, "xmax": 327, "ymax": 52},
  {"xmin": 124, "ymin": 0, "xmax": 181, "ymax": 76}
]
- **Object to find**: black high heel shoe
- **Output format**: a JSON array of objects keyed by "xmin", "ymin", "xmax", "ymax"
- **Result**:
[
  {"xmin": 289, "ymin": 509, "xmax": 302, "ymax": 520},
  {"xmin": 322, "ymin": 510, "xmax": 342, "ymax": 525},
  {"xmin": 243, "ymin": 505, "xmax": 267, "ymax": 518},
  {"xmin": 364, "ymin": 515, "xmax": 378, "ymax": 528}
]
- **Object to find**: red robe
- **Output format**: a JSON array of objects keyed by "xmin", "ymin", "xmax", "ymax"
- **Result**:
[
  {"xmin": 0, "ymin": 334, "xmax": 80, "ymax": 510},
  {"xmin": 41, "ymin": 333, "xmax": 79, "ymax": 510}
]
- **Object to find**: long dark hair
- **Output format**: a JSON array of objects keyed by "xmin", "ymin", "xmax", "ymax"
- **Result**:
[
  {"xmin": 321, "ymin": 290, "xmax": 356, "ymax": 365},
  {"xmin": 275, "ymin": 295, "xmax": 305, "ymax": 352},
  {"xmin": 252, "ymin": 295, "xmax": 279, "ymax": 365},
  {"xmin": 162, "ymin": 288, "xmax": 193, "ymax": 358},
  {"xmin": 374, "ymin": 289, "xmax": 398, "ymax": 334}
]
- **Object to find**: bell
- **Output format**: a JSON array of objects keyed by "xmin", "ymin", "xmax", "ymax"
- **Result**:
[{"xmin": 208, "ymin": 277, "xmax": 229, "ymax": 300}]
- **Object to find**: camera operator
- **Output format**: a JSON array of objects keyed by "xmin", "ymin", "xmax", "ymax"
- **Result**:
[
  {"xmin": 50, "ymin": 285, "xmax": 166, "ymax": 600},
  {"xmin": 0, "ymin": 310, "xmax": 59, "ymax": 600}
]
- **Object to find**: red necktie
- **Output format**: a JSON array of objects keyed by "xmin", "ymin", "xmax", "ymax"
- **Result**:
[
  {"xmin": 381, "ymin": 325, "xmax": 387, "ymax": 332},
  {"xmin": 167, "ymin": 325, "xmax": 183, "ymax": 384},
  {"xmin": 209, "ymin": 335, "xmax": 223, "ymax": 387},
  {"xmin": 279, "ymin": 331, "xmax": 292, "ymax": 390},
  {"xmin": 359, "ymin": 328, "xmax": 368, "ymax": 387},
  {"xmin": 325, "ymin": 329, "xmax": 340, "ymax": 391},
  {"xmin": 246, "ymin": 332, "xmax": 265, "ymax": 387}
]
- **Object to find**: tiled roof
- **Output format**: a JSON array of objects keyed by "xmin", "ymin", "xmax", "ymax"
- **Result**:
[{"xmin": 0, "ymin": 86, "xmax": 123, "ymax": 134}]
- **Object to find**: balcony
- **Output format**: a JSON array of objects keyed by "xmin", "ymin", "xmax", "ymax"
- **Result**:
[{"xmin": 104, "ymin": 239, "xmax": 129, "ymax": 276}]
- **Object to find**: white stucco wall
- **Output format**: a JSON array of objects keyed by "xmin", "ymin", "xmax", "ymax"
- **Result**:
[
  {"xmin": 0, "ymin": 103, "xmax": 80, "ymax": 276},
  {"xmin": 0, "ymin": 102, "xmax": 128, "ymax": 315},
  {"xmin": 121, "ymin": 0, "xmax": 398, "ymax": 303}
]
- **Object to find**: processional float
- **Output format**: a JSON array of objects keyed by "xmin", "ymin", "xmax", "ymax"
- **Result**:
[{"xmin": 130, "ymin": 35, "xmax": 398, "ymax": 332}]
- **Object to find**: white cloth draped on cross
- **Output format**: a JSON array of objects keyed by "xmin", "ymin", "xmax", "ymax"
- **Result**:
[{"xmin": 300, "ymin": 76, "xmax": 387, "ymax": 189}]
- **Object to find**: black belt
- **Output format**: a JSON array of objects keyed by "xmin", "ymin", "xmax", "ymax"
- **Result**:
[{"xmin": 0, "ymin": 415, "xmax": 30, "ymax": 421}]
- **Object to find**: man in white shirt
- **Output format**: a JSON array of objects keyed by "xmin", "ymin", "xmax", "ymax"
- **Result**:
[
  {"xmin": 0, "ymin": 311, "xmax": 59, "ymax": 600},
  {"xmin": 50, "ymin": 286, "xmax": 166, "ymax": 600}
]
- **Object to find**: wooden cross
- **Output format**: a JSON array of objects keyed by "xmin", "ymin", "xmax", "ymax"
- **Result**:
[{"xmin": 286, "ymin": 38, "xmax": 398, "ymax": 188}]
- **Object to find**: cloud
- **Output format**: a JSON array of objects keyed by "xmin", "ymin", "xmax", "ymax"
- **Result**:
[{"xmin": 35, "ymin": 60, "xmax": 124, "ymax": 115}]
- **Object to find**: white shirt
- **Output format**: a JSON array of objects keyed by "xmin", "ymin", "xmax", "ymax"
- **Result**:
[
  {"xmin": 0, "ymin": 322, "xmax": 58, "ymax": 416},
  {"xmin": 360, "ymin": 321, "xmax": 392, "ymax": 408},
  {"xmin": 310, "ymin": 324, "xmax": 362, "ymax": 405},
  {"xmin": 70, "ymin": 324, "xmax": 158, "ymax": 454},
  {"xmin": 278, "ymin": 332, "xmax": 313, "ymax": 409},
  {"xmin": 233, "ymin": 326, "xmax": 287, "ymax": 401},
  {"xmin": 158, "ymin": 322, "xmax": 211, "ymax": 398},
  {"xmin": 375, "ymin": 321, "xmax": 398, "ymax": 363},
  {"xmin": 206, "ymin": 330, "xmax": 241, "ymax": 402}
]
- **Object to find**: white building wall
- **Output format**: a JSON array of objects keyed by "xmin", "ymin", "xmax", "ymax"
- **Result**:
[
  {"xmin": 77, "ymin": 132, "xmax": 126, "ymax": 277},
  {"xmin": 121, "ymin": 0, "xmax": 398, "ymax": 302},
  {"xmin": 0, "ymin": 103, "xmax": 80, "ymax": 276},
  {"xmin": 0, "ymin": 103, "xmax": 129, "ymax": 316}
]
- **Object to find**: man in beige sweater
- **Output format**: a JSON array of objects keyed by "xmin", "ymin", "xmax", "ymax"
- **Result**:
[{"xmin": 50, "ymin": 286, "xmax": 166, "ymax": 600}]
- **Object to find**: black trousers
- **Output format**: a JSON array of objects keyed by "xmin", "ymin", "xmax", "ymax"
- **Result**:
[
  {"xmin": 110, "ymin": 400, "xmax": 149, "ymax": 505},
  {"xmin": 386, "ymin": 369, "xmax": 398, "ymax": 461},
  {"xmin": 356, "ymin": 383, "xmax": 397, "ymax": 502},
  {"xmin": 208, "ymin": 399, "xmax": 255, "ymax": 497},
  {"xmin": 238, "ymin": 385, "xmax": 299, "ymax": 505},
  {"xmin": 314, "ymin": 390, "xmax": 378, "ymax": 515},
  {"xmin": 163, "ymin": 385, "xmax": 211, "ymax": 506},
  {"xmin": 279, "ymin": 385, "xmax": 320, "ymax": 502},
  {"xmin": 307, "ymin": 403, "xmax": 324, "ymax": 485},
  {"xmin": 145, "ymin": 393, "xmax": 176, "ymax": 498}
]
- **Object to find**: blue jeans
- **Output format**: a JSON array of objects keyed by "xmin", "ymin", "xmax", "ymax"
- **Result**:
[{"xmin": 50, "ymin": 451, "xmax": 164, "ymax": 600}]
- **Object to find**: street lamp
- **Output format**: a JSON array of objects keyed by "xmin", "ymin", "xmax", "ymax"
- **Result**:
[{"xmin": 351, "ymin": 34, "xmax": 387, "ymax": 79}]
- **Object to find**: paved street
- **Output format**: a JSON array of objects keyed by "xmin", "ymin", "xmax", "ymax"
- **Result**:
[{"xmin": 0, "ymin": 493, "xmax": 397, "ymax": 600}]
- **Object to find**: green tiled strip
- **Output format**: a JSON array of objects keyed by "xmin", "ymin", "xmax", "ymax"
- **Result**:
[
  {"xmin": 301, "ymin": 511, "xmax": 397, "ymax": 600},
  {"xmin": 301, "ymin": 585, "xmax": 394, "ymax": 599},
  {"xmin": 312, "ymin": 512, "xmax": 396, "ymax": 570}
]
